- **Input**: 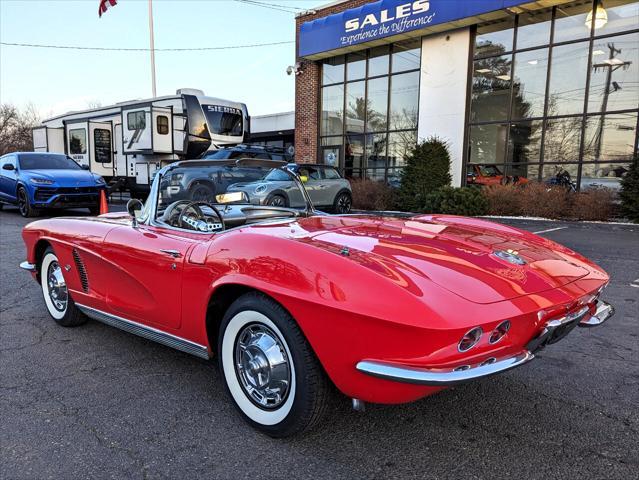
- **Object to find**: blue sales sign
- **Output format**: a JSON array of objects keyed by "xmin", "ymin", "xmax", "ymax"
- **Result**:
[{"xmin": 299, "ymin": 0, "xmax": 529, "ymax": 57}]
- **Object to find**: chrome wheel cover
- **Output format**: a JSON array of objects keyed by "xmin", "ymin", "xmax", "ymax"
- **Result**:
[
  {"xmin": 46, "ymin": 260, "xmax": 68, "ymax": 312},
  {"xmin": 234, "ymin": 323, "xmax": 291, "ymax": 409}
]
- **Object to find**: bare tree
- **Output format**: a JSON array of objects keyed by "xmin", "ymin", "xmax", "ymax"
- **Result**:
[{"xmin": 0, "ymin": 104, "xmax": 40, "ymax": 156}]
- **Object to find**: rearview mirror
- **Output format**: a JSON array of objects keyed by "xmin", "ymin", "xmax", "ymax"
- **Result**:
[
  {"xmin": 2, "ymin": 163, "xmax": 15, "ymax": 171},
  {"xmin": 126, "ymin": 198, "xmax": 144, "ymax": 227}
]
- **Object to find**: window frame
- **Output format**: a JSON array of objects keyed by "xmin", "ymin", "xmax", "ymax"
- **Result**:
[
  {"xmin": 156, "ymin": 115, "xmax": 169, "ymax": 135},
  {"xmin": 127, "ymin": 110, "xmax": 147, "ymax": 131}
]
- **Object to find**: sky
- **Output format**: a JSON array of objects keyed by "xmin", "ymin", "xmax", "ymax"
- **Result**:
[{"xmin": 0, "ymin": 0, "xmax": 320, "ymax": 119}]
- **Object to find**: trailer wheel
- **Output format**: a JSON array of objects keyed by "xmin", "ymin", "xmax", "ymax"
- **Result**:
[{"xmin": 189, "ymin": 182, "xmax": 215, "ymax": 203}]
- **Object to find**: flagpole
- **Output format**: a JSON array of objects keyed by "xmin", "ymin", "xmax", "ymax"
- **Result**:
[{"xmin": 148, "ymin": 0, "xmax": 157, "ymax": 97}]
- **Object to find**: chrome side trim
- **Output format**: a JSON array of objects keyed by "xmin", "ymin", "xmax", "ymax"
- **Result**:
[
  {"xmin": 579, "ymin": 301, "xmax": 615, "ymax": 328},
  {"xmin": 76, "ymin": 304, "xmax": 210, "ymax": 359},
  {"xmin": 356, "ymin": 351, "xmax": 535, "ymax": 386},
  {"xmin": 19, "ymin": 261, "xmax": 37, "ymax": 272}
]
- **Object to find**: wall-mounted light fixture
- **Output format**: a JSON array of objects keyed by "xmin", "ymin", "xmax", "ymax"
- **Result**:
[{"xmin": 586, "ymin": 1, "xmax": 608, "ymax": 30}]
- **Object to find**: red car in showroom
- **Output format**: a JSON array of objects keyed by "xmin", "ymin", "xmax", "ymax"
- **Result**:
[{"xmin": 20, "ymin": 159, "xmax": 614, "ymax": 437}]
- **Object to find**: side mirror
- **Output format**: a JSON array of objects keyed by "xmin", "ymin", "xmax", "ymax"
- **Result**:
[
  {"xmin": 126, "ymin": 198, "xmax": 144, "ymax": 227},
  {"xmin": 81, "ymin": 164, "xmax": 90, "ymax": 170},
  {"xmin": 2, "ymin": 163, "xmax": 15, "ymax": 171},
  {"xmin": 299, "ymin": 175, "xmax": 308, "ymax": 183}
]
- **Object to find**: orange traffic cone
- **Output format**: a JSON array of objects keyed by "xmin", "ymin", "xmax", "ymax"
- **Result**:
[{"xmin": 99, "ymin": 189, "xmax": 109, "ymax": 215}]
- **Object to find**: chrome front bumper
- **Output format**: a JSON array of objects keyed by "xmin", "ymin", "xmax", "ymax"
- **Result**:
[{"xmin": 356, "ymin": 300, "xmax": 614, "ymax": 387}]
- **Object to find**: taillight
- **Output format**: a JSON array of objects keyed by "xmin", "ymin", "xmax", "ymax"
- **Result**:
[
  {"xmin": 458, "ymin": 327, "xmax": 483, "ymax": 352},
  {"xmin": 489, "ymin": 320, "xmax": 511, "ymax": 344}
]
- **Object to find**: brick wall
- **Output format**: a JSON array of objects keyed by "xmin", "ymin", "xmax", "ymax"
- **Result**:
[{"xmin": 294, "ymin": 0, "xmax": 374, "ymax": 164}]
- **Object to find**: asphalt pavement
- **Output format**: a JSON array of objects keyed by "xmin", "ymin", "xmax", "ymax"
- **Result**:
[{"xmin": 1, "ymin": 205, "xmax": 637, "ymax": 480}]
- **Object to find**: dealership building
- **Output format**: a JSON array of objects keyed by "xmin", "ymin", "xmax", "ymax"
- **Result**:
[{"xmin": 294, "ymin": 0, "xmax": 638, "ymax": 188}]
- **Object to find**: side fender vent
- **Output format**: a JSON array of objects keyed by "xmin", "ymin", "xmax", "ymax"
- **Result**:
[{"xmin": 72, "ymin": 248, "xmax": 89, "ymax": 293}]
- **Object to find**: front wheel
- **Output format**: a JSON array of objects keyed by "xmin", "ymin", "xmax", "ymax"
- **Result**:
[
  {"xmin": 333, "ymin": 192, "xmax": 352, "ymax": 214},
  {"xmin": 40, "ymin": 247, "xmax": 87, "ymax": 327},
  {"xmin": 218, "ymin": 292, "xmax": 329, "ymax": 437},
  {"xmin": 17, "ymin": 187, "xmax": 40, "ymax": 218}
]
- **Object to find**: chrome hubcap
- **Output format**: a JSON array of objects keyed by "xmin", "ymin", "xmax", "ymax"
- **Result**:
[
  {"xmin": 234, "ymin": 323, "xmax": 291, "ymax": 409},
  {"xmin": 47, "ymin": 261, "xmax": 67, "ymax": 312}
]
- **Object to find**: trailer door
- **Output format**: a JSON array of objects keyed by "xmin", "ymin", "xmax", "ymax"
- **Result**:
[
  {"xmin": 152, "ymin": 107, "xmax": 172, "ymax": 153},
  {"xmin": 89, "ymin": 121, "xmax": 114, "ymax": 178},
  {"xmin": 66, "ymin": 122, "xmax": 89, "ymax": 167}
]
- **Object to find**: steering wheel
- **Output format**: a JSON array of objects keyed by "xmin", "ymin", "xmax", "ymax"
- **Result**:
[{"xmin": 164, "ymin": 200, "xmax": 225, "ymax": 232}]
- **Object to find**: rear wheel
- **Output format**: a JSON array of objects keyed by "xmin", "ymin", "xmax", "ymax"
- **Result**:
[
  {"xmin": 189, "ymin": 183, "xmax": 215, "ymax": 203},
  {"xmin": 267, "ymin": 194, "xmax": 287, "ymax": 208},
  {"xmin": 333, "ymin": 192, "xmax": 352, "ymax": 214},
  {"xmin": 17, "ymin": 187, "xmax": 40, "ymax": 218},
  {"xmin": 218, "ymin": 292, "xmax": 329, "ymax": 437},
  {"xmin": 40, "ymin": 248, "xmax": 87, "ymax": 327}
]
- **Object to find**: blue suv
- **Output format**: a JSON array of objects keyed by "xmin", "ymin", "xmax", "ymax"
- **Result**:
[{"xmin": 0, "ymin": 152, "xmax": 106, "ymax": 217}]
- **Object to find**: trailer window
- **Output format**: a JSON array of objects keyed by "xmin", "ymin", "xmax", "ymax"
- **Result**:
[
  {"xmin": 203, "ymin": 105, "xmax": 243, "ymax": 137},
  {"xmin": 157, "ymin": 115, "xmax": 169, "ymax": 135},
  {"xmin": 94, "ymin": 129, "xmax": 112, "ymax": 163},
  {"xmin": 69, "ymin": 129, "xmax": 87, "ymax": 155},
  {"xmin": 128, "ymin": 111, "xmax": 146, "ymax": 130}
]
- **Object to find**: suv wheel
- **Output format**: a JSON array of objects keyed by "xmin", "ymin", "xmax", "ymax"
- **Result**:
[{"xmin": 17, "ymin": 187, "xmax": 40, "ymax": 218}]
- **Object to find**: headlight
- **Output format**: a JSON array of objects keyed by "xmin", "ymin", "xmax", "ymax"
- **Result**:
[
  {"xmin": 170, "ymin": 173, "xmax": 184, "ymax": 186},
  {"xmin": 30, "ymin": 178, "xmax": 54, "ymax": 185},
  {"xmin": 94, "ymin": 176, "xmax": 106, "ymax": 185},
  {"xmin": 254, "ymin": 184, "xmax": 267, "ymax": 194}
]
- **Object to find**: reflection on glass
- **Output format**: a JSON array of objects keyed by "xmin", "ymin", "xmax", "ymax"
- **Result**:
[
  {"xmin": 388, "ymin": 131, "xmax": 417, "ymax": 168},
  {"xmin": 593, "ymin": 1, "xmax": 639, "ymax": 36},
  {"xmin": 369, "ymin": 46, "xmax": 390, "ymax": 77},
  {"xmin": 581, "ymin": 162, "xmax": 630, "ymax": 190},
  {"xmin": 471, "ymin": 55, "xmax": 512, "ymax": 122},
  {"xmin": 583, "ymin": 112, "xmax": 638, "ymax": 162},
  {"xmin": 543, "ymin": 116, "xmax": 583, "ymax": 162},
  {"xmin": 547, "ymin": 41, "xmax": 589, "ymax": 116},
  {"xmin": 512, "ymin": 49, "xmax": 549, "ymax": 119},
  {"xmin": 345, "ymin": 81, "xmax": 366, "ymax": 134},
  {"xmin": 392, "ymin": 39, "xmax": 421, "ymax": 73},
  {"xmin": 509, "ymin": 120, "xmax": 543, "ymax": 164},
  {"xmin": 321, "ymin": 136, "xmax": 342, "ymax": 147},
  {"xmin": 553, "ymin": 2, "xmax": 593, "ymax": 43},
  {"xmin": 389, "ymin": 71, "xmax": 419, "ymax": 130},
  {"xmin": 365, "ymin": 169, "xmax": 386, "ymax": 181},
  {"xmin": 366, "ymin": 133, "xmax": 387, "ymax": 169},
  {"xmin": 321, "ymin": 85, "xmax": 344, "ymax": 136},
  {"xmin": 588, "ymin": 32, "xmax": 639, "ymax": 113},
  {"xmin": 345, "ymin": 134, "xmax": 365, "ymax": 173},
  {"xmin": 367, "ymin": 77, "xmax": 388, "ymax": 132},
  {"xmin": 322, "ymin": 56, "xmax": 344, "ymax": 85},
  {"xmin": 516, "ymin": 9, "xmax": 552, "ymax": 50},
  {"xmin": 469, "ymin": 123, "xmax": 509, "ymax": 165},
  {"xmin": 542, "ymin": 163, "xmax": 579, "ymax": 181},
  {"xmin": 347, "ymin": 52, "xmax": 366, "ymax": 81},
  {"xmin": 507, "ymin": 163, "xmax": 540, "ymax": 181},
  {"xmin": 475, "ymin": 18, "xmax": 514, "ymax": 57}
]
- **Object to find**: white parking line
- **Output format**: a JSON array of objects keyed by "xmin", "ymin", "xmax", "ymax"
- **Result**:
[
  {"xmin": 631, "ymin": 279, "xmax": 639, "ymax": 288},
  {"xmin": 533, "ymin": 227, "xmax": 567, "ymax": 235}
]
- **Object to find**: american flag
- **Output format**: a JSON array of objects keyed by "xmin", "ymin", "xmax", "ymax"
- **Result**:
[{"xmin": 98, "ymin": 0, "xmax": 117, "ymax": 17}]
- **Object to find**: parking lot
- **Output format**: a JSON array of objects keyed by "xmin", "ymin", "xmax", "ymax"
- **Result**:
[{"xmin": 1, "ymin": 206, "xmax": 637, "ymax": 480}]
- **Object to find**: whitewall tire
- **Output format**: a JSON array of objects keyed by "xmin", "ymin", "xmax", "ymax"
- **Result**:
[
  {"xmin": 218, "ymin": 292, "xmax": 330, "ymax": 437},
  {"xmin": 40, "ymin": 247, "xmax": 87, "ymax": 327}
]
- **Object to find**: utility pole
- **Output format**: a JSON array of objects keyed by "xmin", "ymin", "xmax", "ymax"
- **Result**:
[
  {"xmin": 148, "ymin": 0, "xmax": 157, "ymax": 97},
  {"xmin": 591, "ymin": 43, "xmax": 631, "ymax": 161}
]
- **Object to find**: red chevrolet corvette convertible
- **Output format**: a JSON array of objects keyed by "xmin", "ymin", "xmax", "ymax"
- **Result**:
[{"xmin": 20, "ymin": 159, "xmax": 614, "ymax": 437}]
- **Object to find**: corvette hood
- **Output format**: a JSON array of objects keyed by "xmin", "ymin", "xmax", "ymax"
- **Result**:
[{"xmin": 283, "ymin": 215, "xmax": 591, "ymax": 304}]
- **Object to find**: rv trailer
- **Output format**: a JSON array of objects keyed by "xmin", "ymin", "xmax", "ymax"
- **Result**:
[{"xmin": 32, "ymin": 89, "xmax": 249, "ymax": 197}]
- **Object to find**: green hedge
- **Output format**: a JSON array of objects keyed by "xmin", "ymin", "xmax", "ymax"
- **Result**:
[{"xmin": 422, "ymin": 187, "xmax": 489, "ymax": 216}]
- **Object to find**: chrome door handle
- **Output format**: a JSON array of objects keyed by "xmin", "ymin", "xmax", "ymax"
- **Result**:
[{"xmin": 160, "ymin": 249, "xmax": 182, "ymax": 258}]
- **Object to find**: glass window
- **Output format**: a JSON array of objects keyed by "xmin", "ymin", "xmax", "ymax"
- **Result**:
[
  {"xmin": 581, "ymin": 162, "xmax": 631, "ymax": 190},
  {"xmin": 321, "ymin": 85, "xmax": 344, "ymax": 136},
  {"xmin": 345, "ymin": 81, "xmax": 366, "ymax": 134},
  {"xmin": 516, "ymin": 10, "xmax": 552, "ymax": 50},
  {"xmin": 69, "ymin": 128, "xmax": 87, "ymax": 154},
  {"xmin": 506, "ymin": 162, "xmax": 540, "ymax": 181},
  {"xmin": 588, "ymin": 32, "xmax": 639, "ymax": 113},
  {"xmin": 392, "ymin": 39, "xmax": 421, "ymax": 73},
  {"xmin": 471, "ymin": 55, "xmax": 512, "ymax": 122},
  {"xmin": 387, "ymin": 131, "xmax": 417, "ymax": 168},
  {"xmin": 322, "ymin": 56, "xmax": 344, "ymax": 85},
  {"xmin": 127, "ymin": 111, "xmax": 146, "ymax": 130},
  {"xmin": 475, "ymin": 17, "xmax": 515, "ymax": 57},
  {"xmin": 367, "ymin": 77, "xmax": 388, "ymax": 132},
  {"xmin": 365, "ymin": 169, "xmax": 386, "ymax": 181},
  {"xmin": 18, "ymin": 153, "xmax": 81, "ymax": 170},
  {"xmin": 203, "ymin": 106, "xmax": 243, "ymax": 137},
  {"xmin": 547, "ymin": 41, "xmax": 589, "ymax": 116},
  {"xmin": 543, "ymin": 116, "xmax": 583, "ymax": 162},
  {"xmin": 512, "ymin": 49, "xmax": 549, "ymax": 119},
  {"xmin": 508, "ymin": 120, "xmax": 543, "ymax": 164},
  {"xmin": 366, "ymin": 133, "xmax": 387, "ymax": 169},
  {"xmin": 389, "ymin": 71, "xmax": 420, "ymax": 131},
  {"xmin": 469, "ymin": 123, "xmax": 509, "ymax": 165},
  {"xmin": 347, "ymin": 52, "xmax": 366, "ymax": 81},
  {"xmin": 157, "ymin": 115, "xmax": 169, "ymax": 135},
  {"xmin": 93, "ymin": 128, "xmax": 112, "ymax": 164},
  {"xmin": 345, "ymin": 134, "xmax": 365, "ymax": 172},
  {"xmin": 594, "ymin": 1, "xmax": 639, "ymax": 36},
  {"xmin": 369, "ymin": 46, "xmax": 390, "ymax": 77},
  {"xmin": 583, "ymin": 112, "xmax": 638, "ymax": 162},
  {"xmin": 542, "ymin": 162, "xmax": 579, "ymax": 182},
  {"xmin": 553, "ymin": 2, "xmax": 593, "ymax": 43},
  {"xmin": 323, "ymin": 168, "xmax": 341, "ymax": 180}
]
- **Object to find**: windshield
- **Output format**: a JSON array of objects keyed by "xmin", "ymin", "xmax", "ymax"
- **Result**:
[
  {"xmin": 155, "ymin": 162, "xmax": 310, "ymax": 232},
  {"xmin": 19, "ymin": 154, "xmax": 82, "ymax": 170},
  {"xmin": 202, "ymin": 105, "xmax": 243, "ymax": 137},
  {"xmin": 478, "ymin": 165, "xmax": 502, "ymax": 177}
]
